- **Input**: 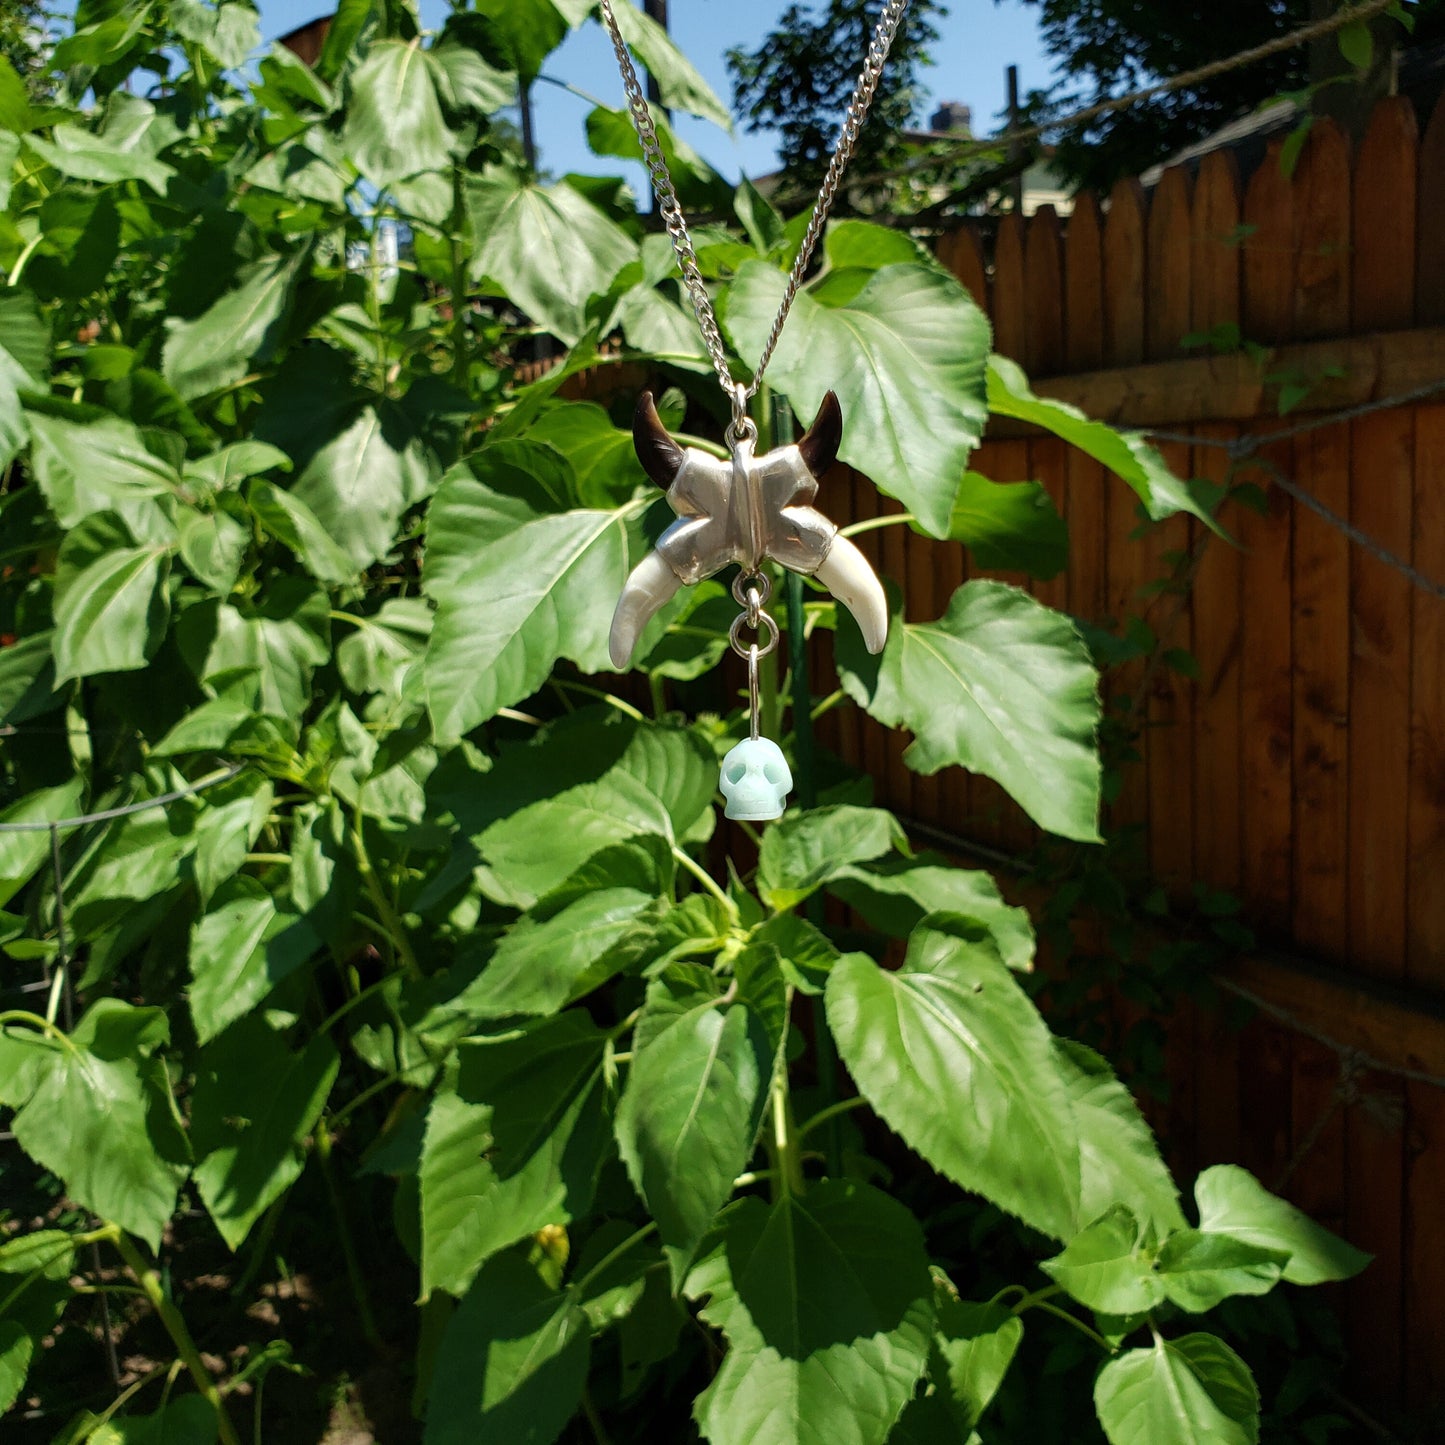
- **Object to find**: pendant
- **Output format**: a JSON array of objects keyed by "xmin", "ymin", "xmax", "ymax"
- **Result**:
[{"xmin": 609, "ymin": 389, "xmax": 888, "ymax": 821}]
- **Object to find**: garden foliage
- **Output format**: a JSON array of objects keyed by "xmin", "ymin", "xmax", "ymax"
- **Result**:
[{"xmin": 0, "ymin": 3, "xmax": 1366, "ymax": 1442}]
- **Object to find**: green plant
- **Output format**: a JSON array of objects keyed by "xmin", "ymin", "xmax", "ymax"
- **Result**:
[{"xmin": 0, "ymin": 4, "xmax": 1367, "ymax": 1443}]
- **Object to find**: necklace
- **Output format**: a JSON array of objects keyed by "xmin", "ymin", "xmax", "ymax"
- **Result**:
[{"xmin": 598, "ymin": 0, "xmax": 909, "ymax": 820}]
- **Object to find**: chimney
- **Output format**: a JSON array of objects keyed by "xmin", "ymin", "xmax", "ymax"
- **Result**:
[{"xmin": 929, "ymin": 101, "xmax": 972, "ymax": 134}]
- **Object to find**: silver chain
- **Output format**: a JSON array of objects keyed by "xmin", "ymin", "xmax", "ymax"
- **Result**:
[{"xmin": 596, "ymin": 0, "xmax": 911, "ymax": 418}]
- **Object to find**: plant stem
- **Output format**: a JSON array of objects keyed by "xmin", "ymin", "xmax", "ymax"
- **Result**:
[
  {"xmin": 573, "ymin": 1222, "xmax": 657, "ymax": 1296},
  {"xmin": 1009, "ymin": 1283, "xmax": 1063, "ymax": 1314},
  {"xmin": 313, "ymin": 1124, "xmax": 383, "ymax": 1350},
  {"xmin": 349, "ymin": 822, "xmax": 421, "ymax": 981},
  {"xmin": 671, "ymin": 847, "xmax": 740, "ymax": 922},
  {"xmin": 841, "ymin": 512, "xmax": 916, "ymax": 538},
  {"xmin": 1027, "ymin": 1298, "xmax": 1116, "ymax": 1353},
  {"xmin": 448, "ymin": 168, "xmax": 470, "ymax": 400},
  {"xmin": 329, "ymin": 1070, "xmax": 410, "ymax": 1127},
  {"xmin": 110, "ymin": 1231, "xmax": 244, "ymax": 1445},
  {"xmin": 582, "ymin": 1386, "xmax": 613, "ymax": 1445},
  {"xmin": 768, "ymin": 1065, "xmax": 804, "ymax": 1200},
  {"xmin": 809, "ymin": 688, "xmax": 847, "ymax": 723},
  {"xmin": 552, "ymin": 679, "xmax": 647, "ymax": 720},
  {"xmin": 797, "ymin": 1094, "xmax": 869, "ymax": 1141}
]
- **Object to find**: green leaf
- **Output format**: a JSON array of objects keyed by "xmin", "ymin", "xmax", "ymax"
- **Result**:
[
  {"xmin": 24, "ymin": 99, "xmax": 175, "ymax": 192},
  {"xmin": 25, "ymin": 189, "xmax": 122, "ymax": 302},
  {"xmin": 1193, "ymin": 1165, "xmax": 1371, "ymax": 1286},
  {"xmin": 52, "ymin": 513, "xmax": 171, "ymax": 683},
  {"xmin": 0, "ymin": 291, "xmax": 43, "ymax": 468},
  {"xmin": 446, "ymin": 887, "xmax": 657, "ymax": 1021},
  {"xmin": 466, "ymin": 173, "xmax": 638, "ymax": 344},
  {"xmin": 986, "ymin": 356, "xmax": 1215, "ymax": 528},
  {"xmin": 176, "ymin": 582, "xmax": 331, "ymax": 720},
  {"xmin": 188, "ymin": 878, "xmax": 322, "ymax": 1044},
  {"xmin": 176, "ymin": 504, "xmax": 248, "ymax": 592},
  {"xmin": 80, "ymin": 1395, "xmax": 221, "ymax": 1443},
  {"xmin": 725, "ymin": 262, "xmax": 989, "ymax": 538},
  {"xmin": 0, "ymin": 57, "xmax": 31, "ymax": 134},
  {"xmin": 598, "ymin": 0, "xmax": 731, "ymax": 127},
  {"xmin": 586, "ymin": 104, "xmax": 727, "ymax": 208},
  {"xmin": 422, "ymin": 468, "xmax": 644, "ymax": 738},
  {"xmin": 191, "ymin": 1014, "xmax": 338, "ymax": 1251},
  {"xmin": 0, "ymin": 778, "xmax": 84, "ymax": 908},
  {"xmin": 735, "ymin": 177, "xmax": 784, "ymax": 254},
  {"xmin": 1041, "ymin": 1206, "xmax": 1164, "ymax": 1314},
  {"xmin": 425, "ymin": 1251, "xmax": 590, "ymax": 1445},
  {"xmin": 1094, "ymin": 1333, "xmax": 1260, "ymax": 1445},
  {"xmin": 7, "ymin": 1003, "xmax": 188, "ymax": 1250},
  {"xmin": 461, "ymin": 0, "xmax": 568, "ymax": 82},
  {"xmin": 1338, "ymin": 17, "xmax": 1374, "ymax": 70},
  {"xmin": 419, "ymin": 1014, "xmax": 611, "ymax": 1298},
  {"xmin": 247, "ymin": 479, "xmax": 358, "ymax": 584},
  {"xmin": 342, "ymin": 39, "xmax": 457, "ymax": 186},
  {"xmin": 171, "ymin": 0, "xmax": 261, "ymax": 68},
  {"xmin": 943, "ymin": 472, "xmax": 1068, "ymax": 578},
  {"xmin": 1056, "ymin": 1040, "xmax": 1185, "ymax": 1240},
  {"xmin": 615, "ymin": 973, "xmax": 770, "ymax": 1276},
  {"xmin": 162, "ymin": 249, "xmax": 306, "ymax": 401},
  {"xmin": 1155, "ymin": 1230, "xmax": 1286, "ymax": 1313},
  {"xmin": 450, "ymin": 717, "xmax": 716, "ymax": 907},
  {"xmin": 0, "ymin": 1231, "xmax": 75, "ymax": 1414},
  {"xmin": 825, "ymin": 856, "xmax": 1035, "ymax": 972},
  {"xmin": 289, "ymin": 404, "xmax": 436, "ymax": 570},
  {"xmin": 824, "ymin": 219, "xmax": 931, "ymax": 272},
  {"xmin": 929, "ymin": 1293, "xmax": 1023, "ymax": 1434},
  {"xmin": 687, "ymin": 1181, "xmax": 935, "ymax": 1445},
  {"xmin": 429, "ymin": 36, "xmax": 515, "ymax": 117},
  {"xmin": 826, "ymin": 921, "xmax": 1080, "ymax": 1240},
  {"xmin": 24, "ymin": 410, "xmax": 177, "ymax": 531},
  {"xmin": 336, "ymin": 597, "xmax": 432, "ymax": 697},
  {"xmin": 837, "ymin": 580, "xmax": 1102, "ymax": 842},
  {"xmin": 756, "ymin": 805, "xmax": 906, "ymax": 912}
]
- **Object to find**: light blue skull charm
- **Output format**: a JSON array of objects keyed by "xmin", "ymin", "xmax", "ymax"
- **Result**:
[{"xmin": 720, "ymin": 737, "xmax": 793, "ymax": 821}]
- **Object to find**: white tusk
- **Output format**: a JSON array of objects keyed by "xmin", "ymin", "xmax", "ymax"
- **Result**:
[
  {"xmin": 814, "ymin": 534, "xmax": 889, "ymax": 654},
  {"xmin": 609, "ymin": 551, "xmax": 684, "ymax": 669}
]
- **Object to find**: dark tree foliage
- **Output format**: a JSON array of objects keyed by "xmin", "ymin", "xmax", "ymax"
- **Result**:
[
  {"xmin": 2, "ymin": 0, "xmax": 47, "ymax": 91},
  {"xmin": 1020, "ymin": 0, "xmax": 1444, "ymax": 193},
  {"xmin": 727, "ymin": 0, "xmax": 946, "ymax": 203}
]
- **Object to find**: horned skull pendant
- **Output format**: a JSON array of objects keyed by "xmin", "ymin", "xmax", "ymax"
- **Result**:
[{"xmin": 608, "ymin": 391, "xmax": 890, "ymax": 669}]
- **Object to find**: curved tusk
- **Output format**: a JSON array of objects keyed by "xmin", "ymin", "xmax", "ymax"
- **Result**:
[
  {"xmin": 609, "ymin": 551, "xmax": 684, "ymax": 669},
  {"xmin": 814, "ymin": 533, "xmax": 889, "ymax": 654},
  {"xmin": 634, "ymin": 392, "xmax": 685, "ymax": 488},
  {"xmin": 797, "ymin": 390, "xmax": 843, "ymax": 477}
]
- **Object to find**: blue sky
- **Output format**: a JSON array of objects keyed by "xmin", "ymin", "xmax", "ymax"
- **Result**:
[{"xmin": 253, "ymin": 1, "xmax": 1055, "ymax": 183}]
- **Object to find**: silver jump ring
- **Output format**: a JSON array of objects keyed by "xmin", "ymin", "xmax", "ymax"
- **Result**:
[
  {"xmin": 731, "ymin": 570, "xmax": 772, "ymax": 609},
  {"xmin": 730, "ymin": 606, "xmax": 780, "ymax": 661}
]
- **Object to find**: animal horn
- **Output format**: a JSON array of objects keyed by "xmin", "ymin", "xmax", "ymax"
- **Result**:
[
  {"xmin": 797, "ymin": 391, "xmax": 843, "ymax": 476},
  {"xmin": 633, "ymin": 392, "xmax": 685, "ymax": 488},
  {"xmin": 813, "ymin": 533, "xmax": 889, "ymax": 655},
  {"xmin": 609, "ymin": 551, "xmax": 685, "ymax": 669}
]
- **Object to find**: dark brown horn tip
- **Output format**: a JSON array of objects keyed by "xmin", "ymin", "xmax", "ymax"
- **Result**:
[
  {"xmin": 798, "ymin": 390, "xmax": 843, "ymax": 476},
  {"xmin": 633, "ymin": 391, "xmax": 685, "ymax": 488}
]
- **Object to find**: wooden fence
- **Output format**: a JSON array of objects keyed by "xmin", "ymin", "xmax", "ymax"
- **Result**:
[{"xmin": 812, "ymin": 98, "xmax": 1445, "ymax": 1428}]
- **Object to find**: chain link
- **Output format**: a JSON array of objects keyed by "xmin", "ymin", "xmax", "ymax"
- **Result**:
[{"xmin": 596, "ymin": 0, "xmax": 911, "ymax": 406}]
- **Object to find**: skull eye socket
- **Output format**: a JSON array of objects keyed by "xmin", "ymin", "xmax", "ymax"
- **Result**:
[
  {"xmin": 762, "ymin": 762, "xmax": 787, "ymax": 786},
  {"xmin": 725, "ymin": 761, "xmax": 748, "ymax": 784}
]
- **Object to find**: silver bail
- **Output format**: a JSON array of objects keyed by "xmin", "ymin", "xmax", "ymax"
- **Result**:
[{"xmin": 725, "ymin": 381, "xmax": 755, "ymax": 451}]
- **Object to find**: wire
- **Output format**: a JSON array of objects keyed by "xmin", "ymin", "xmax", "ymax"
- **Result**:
[
  {"xmin": 0, "ymin": 764, "xmax": 245, "ymax": 834},
  {"xmin": 1140, "ymin": 377, "xmax": 1445, "ymax": 602},
  {"xmin": 857, "ymin": 0, "xmax": 1399, "ymax": 185}
]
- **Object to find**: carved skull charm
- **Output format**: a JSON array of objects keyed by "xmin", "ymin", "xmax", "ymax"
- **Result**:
[
  {"xmin": 719, "ymin": 737, "xmax": 793, "ymax": 821},
  {"xmin": 608, "ymin": 391, "xmax": 890, "ymax": 669}
]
